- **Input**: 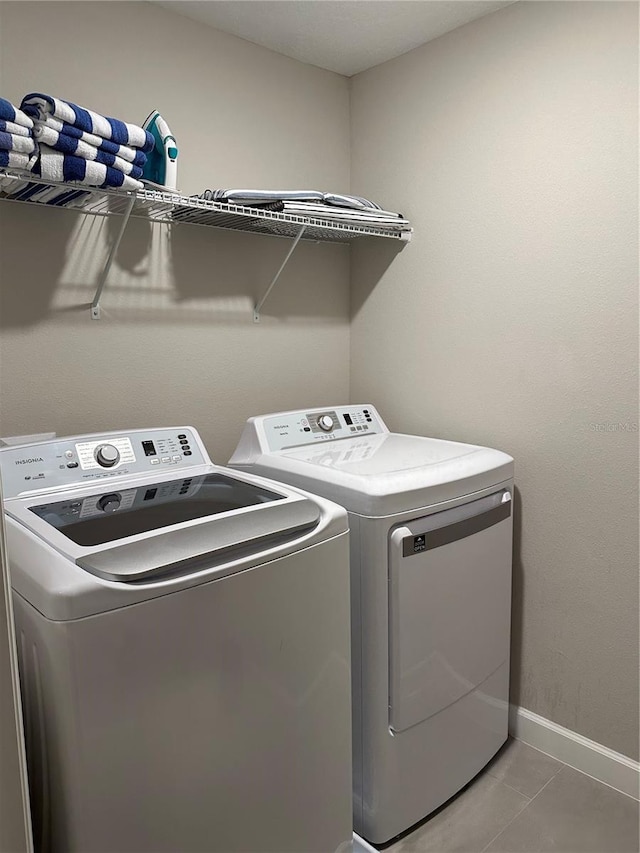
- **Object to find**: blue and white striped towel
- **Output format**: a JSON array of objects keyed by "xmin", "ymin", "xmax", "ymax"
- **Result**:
[
  {"xmin": 0, "ymin": 119, "xmax": 32, "ymax": 138},
  {"xmin": 34, "ymin": 118, "xmax": 147, "ymax": 166},
  {"xmin": 21, "ymin": 93, "xmax": 154, "ymax": 151},
  {"xmin": 35, "ymin": 125, "xmax": 143, "ymax": 178},
  {"xmin": 36, "ymin": 145, "xmax": 143, "ymax": 191},
  {"xmin": 0, "ymin": 131, "xmax": 36, "ymax": 155},
  {"xmin": 0, "ymin": 178, "xmax": 90, "ymax": 208},
  {"xmin": 0, "ymin": 97, "xmax": 34, "ymax": 129},
  {"xmin": 0, "ymin": 150, "xmax": 37, "ymax": 172}
]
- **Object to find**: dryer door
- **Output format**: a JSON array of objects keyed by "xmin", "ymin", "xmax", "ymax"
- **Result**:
[{"xmin": 388, "ymin": 488, "xmax": 512, "ymax": 733}]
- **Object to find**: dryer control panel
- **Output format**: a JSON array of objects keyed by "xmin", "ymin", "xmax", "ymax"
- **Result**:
[
  {"xmin": 263, "ymin": 405, "xmax": 387, "ymax": 452},
  {"xmin": 0, "ymin": 427, "xmax": 207, "ymax": 498}
]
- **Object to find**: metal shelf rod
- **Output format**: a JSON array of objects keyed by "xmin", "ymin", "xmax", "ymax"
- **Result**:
[
  {"xmin": 90, "ymin": 196, "xmax": 135, "ymax": 320},
  {"xmin": 253, "ymin": 225, "xmax": 306, "ymax": 323}
]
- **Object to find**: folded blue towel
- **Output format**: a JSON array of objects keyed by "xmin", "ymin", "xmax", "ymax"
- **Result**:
[
  {"xmin": 0, "ymin": 97, "xmax": 34, "ymax": 129},
  {"xmin": 21, "ymin": 93, "xmax": 154, "ymax": 151},
  {"xmin": 0, "ymin": 119, "xmax": 32, "ymax": 138},
  {"xmin": 0, "ymin": 131, "xmax": 36, "ymax": 155},
  {"xmin": 35, "ymin": 125, "xmax": 143, "ymax": 177},
  {"xmin": 36, "ymin": 144, "xmax": 143, "ymax": 191}
]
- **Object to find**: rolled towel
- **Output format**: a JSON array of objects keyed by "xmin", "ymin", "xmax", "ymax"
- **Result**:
[
  {"xmin": 33, "ymin": 118, "xmax": 147, "ymax": 166},
  {"xmin": 0, "ymin": 150, "xmax": 38, "ymax": 171},
  {"xmin": 0, "ymin": 119, "xmax": 32, "ymax": 138},
  {"xmin": 0, "ymin": 97, "xmax": 34, "ymax": 129},
  {"xmin": 36, "ymin": 144, "xmax": 143, "ymax": 191},
  {"xmin": 35, "ymin": 124, "xmax": 143, "ymax": 178},
  {"xmin": 21, "ymin": 93, "xmax": 154, "ymax": 151},
  {"xmin": 0, "ymin": 131, "xmax": 36, "ymax": 155}
]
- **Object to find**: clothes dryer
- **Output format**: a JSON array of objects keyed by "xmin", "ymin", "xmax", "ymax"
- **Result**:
[
  {"xmin": 230, "ymin": 405, "xmax": 514, "ymax": 844},
  {"xmin": 1, "ymin": 427, "xmax": 352, "ymax": 853}
]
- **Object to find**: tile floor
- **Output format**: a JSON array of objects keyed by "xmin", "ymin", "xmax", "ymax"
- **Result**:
[{"xmin": 379, "ymin": 738, "xmax": 639, "ymax": 853}]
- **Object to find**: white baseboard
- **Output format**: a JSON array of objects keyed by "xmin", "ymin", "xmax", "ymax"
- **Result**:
[
  {"xmin": 352, "ymin": 833, "xmax": 377, "ymax": 853},
  {"xmin": 509, "ymin": 705, "xmax": 639, "ymax": 801}
]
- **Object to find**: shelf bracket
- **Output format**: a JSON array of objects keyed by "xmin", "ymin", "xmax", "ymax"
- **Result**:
[
  {"xmin": 253, "ymin": 225, "xmax": 306, "ymax": 323},
  {"xmin": 90, "ymin": 196, "xmax": 136, "ymax": 320}
]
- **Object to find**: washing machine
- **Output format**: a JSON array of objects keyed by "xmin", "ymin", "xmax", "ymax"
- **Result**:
[
  {"xmin": 1, "ymin": 426, "xmax": 353, "ymax": 853},
  {"xmin": 229, "ymin": 405, "xmax": 514, "ymax": 844}
]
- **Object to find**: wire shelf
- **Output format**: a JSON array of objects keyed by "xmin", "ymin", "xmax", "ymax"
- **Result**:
[
  {"xmin": 0, "ymin": 168, "xmax": 411, "ymax": 319},
  {"xmin": 0, "ymin": 170, "xmax": 412, "ymax": 243}
]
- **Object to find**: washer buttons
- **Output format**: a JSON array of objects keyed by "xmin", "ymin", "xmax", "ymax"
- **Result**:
[{"xmin": 183, "ymin": 451, "xmax": 192, "ymax": 456}]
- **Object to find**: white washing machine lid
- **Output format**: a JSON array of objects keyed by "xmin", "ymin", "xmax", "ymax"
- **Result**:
[
  {"xmin": 229, "ymin": 407, "xmax": 514, "ymax": 516},
  {"xmin": 2, "ymin": 427, "xmax": 348, "ymax": 620}
]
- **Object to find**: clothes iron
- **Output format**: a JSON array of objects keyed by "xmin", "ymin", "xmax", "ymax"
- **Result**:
[{"xmin": 141, "ymin": 110, "xmax": 178, "ymax": 190}]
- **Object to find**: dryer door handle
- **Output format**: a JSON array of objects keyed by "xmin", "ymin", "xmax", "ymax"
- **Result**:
[{"xmin": 400, "ymin": 489, "xmax": 512, "ymax": 557}]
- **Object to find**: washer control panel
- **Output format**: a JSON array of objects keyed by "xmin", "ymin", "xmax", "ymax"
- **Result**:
[
  {"xmin": 264, "ymin": 405, "xmax": 386, "ymax": 452},
  {"xmin": 0, "ymin": 427, "xmax": 206, "ymax": 498}
]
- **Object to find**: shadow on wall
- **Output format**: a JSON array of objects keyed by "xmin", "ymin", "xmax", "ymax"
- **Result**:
[
  {"xmin": 0, "ymin": 203, "xmax": 256, "ymax": 326},
  {"xmin": 509, "ymin": 484, "xmax": 524, "ymax": 707},
  {"xmin": 169, "ymin": 222, "xmax": 351, "ymax": 323},
  {"xmin": 0, "ymin": 200, "xmax": 353, "ymax": 326},
  {"xmin": 170, "ymin": 221, "xmax": 274, "ymax": 303},
  {"xmin": 105, "ymin": 200, "xmax": 152, "ymax": 275},
  {"xmin": 0, "ymin": 204, "xmax": 77, "ymax": 327},
  {"xmin": 350, "ymin": 236, "xmax": 406, "ymax": 320}
]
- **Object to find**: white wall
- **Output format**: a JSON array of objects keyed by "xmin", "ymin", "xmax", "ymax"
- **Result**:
[
  {"xmin": 0, "ymin": 1, "xmax": 351, "ymax": 463},
  {"xmin": 350, "ymin": 1, "xmax": 639, "ymax": 759}
]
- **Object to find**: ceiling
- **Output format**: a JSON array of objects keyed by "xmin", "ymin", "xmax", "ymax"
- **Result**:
[{"xmin": 156, "ymin": 1, "xmax": 515, "ymax": 77}]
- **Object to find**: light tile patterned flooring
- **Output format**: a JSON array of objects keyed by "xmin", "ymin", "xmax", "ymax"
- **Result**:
[{"xmin": 381, "ymin": 738, "xmax": 639, "ymax": 853}]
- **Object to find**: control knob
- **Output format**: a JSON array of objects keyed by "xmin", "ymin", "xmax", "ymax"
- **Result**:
[
  {"xmin": 98, "ymin": 493, "xmax": 121, "ymax": 513},
  {"xmin": 317, "ymin": 415, "xmax": 335, "ymax": 432},
  {"xmin": 95, "ymin": 444, "xmax": 120, "ymax": 468}
]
